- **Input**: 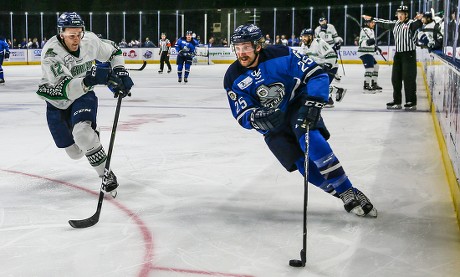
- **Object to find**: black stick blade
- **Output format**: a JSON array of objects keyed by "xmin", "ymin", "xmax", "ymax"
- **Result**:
[
  {"xmin": 289, "ymin": 259, "xmax": 305, "ymax": 267},
  {"xmin": 68, "ymin": 212, "xmax": 100, "ymax": 228}
]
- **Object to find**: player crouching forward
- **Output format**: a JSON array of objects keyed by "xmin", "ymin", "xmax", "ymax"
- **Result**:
[
  {"xmin": 36, "ymin": 12, "xmax": 133, "ymax": 195},
  {"xmin": 224, "ymin": 24, "xmax": 377, "ymax": 217}
]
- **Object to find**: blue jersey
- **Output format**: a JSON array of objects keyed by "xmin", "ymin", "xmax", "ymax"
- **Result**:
[
  {"xmin": 175, "ymin": 37, "xmax": 198, "ymax": 57},
  {"xmin": 0, "ymin": 39, "xmax": 9, "ymax": 55},
  {"xmin": 223, "ymin": 45, "xmax": 329, "ymax": 131}
]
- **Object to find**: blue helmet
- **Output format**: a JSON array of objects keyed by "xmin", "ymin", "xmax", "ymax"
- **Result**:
[
  {"xmin": 57, "ymin": 12, "xmax": 85, "ymax": 33},
  {"xmin": 300, "ymin": 28, "xmax": 314, "ymax": 36},
  {"xmin": 230, "ymin": 24, "xmax": 263, "ymax": 44}
]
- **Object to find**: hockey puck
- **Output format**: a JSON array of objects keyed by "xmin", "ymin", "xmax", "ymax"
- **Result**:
[{"xmin": 289, "ymin": 259, "xmax": 304, "ymax": 267}]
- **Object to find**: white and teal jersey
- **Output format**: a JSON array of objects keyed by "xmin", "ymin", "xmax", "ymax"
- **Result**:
[
  {"xmin": 314, "ymin": 24, "xmax": 343, "ymax": 46},
  {"xmin": 358, "ymin": 27, "xmax": 376, "ymax": 56},
  {"xmin": 300, "ymin": 38, "xmax": 338, "ymax": 68},
  {"xmin": 37, "ymin": 31, "xmax": 124, "ymax": 109}
]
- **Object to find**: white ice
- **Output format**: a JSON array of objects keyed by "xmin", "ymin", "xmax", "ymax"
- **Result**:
[{"xmin": 0, "ymin": 62, "xmax": 459, "ymax": 277}]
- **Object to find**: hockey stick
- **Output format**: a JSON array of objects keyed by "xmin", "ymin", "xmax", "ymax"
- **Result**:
[
  {"xmin": 127, "ymin": 60, "xmax": 147, "ymax": 71},
  {"xmin": 289, "ymin": 125, "xmax": 309, "ymax": 268},
  {"xmin": 68, "ymin": 95, "xmax": 123, "ymax": 229},
  {"xmin": 337, "ymin": 50, "xmax": 346, "ymax": 76},
  {"xmin": 346, "ymin": 14, "xmax": 389, "ymax": 62}
]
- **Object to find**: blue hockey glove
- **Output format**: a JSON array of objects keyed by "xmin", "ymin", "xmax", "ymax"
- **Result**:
[
  {"xmin": 332, "ymin": 42, "xmax": 341, "ymax": 51},
  {"xmin": 83, "ymin": 65, "xmax": 111, "ymax": 87},
  {"xmin": 366, "ymin": 38, "xmax": 375, "ymax": 46},
  {"xmin": 108, "ymin": 67, "xmax": 134, "ymax": 98},
  {"xmin": 296, "ymin": 99, "xmax": 324, "ymax": 129},
  {"xmin": 4, "ymin": 51, "xmax": 10, "ymax": 59},
  {"xmin": 250, "ymin": 108, "xmax": 284, "ymax": 131}
]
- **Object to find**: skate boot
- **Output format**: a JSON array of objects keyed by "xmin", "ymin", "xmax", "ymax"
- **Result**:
[
  {"xmin": 371, "ymin": 80, "xmax": 382, "ymax": 92},
  {"xmin": 0, "ymin": 79, "xmax": 5, "ymax": 85},
  {"xmin": 167, "ymin": 69, "xmax": 172, "ymax": 73},
  {"xmin": 184, "ymin": 77, "xmax": 188, "ymax": 83},
  {"xmin": 334, "ymin": 87, "xmax": 347, "ymax": 102},
  {"xmin": 158, "ymin": 70, "xmax": 163, "ymax": 74},
  {"xmin": 363, "ymin": 81, "xmax": 375, "ymax": 94},
  {"xmin": 404, "ymin": 102, "xmax": 417, "ymax": 111},
  {"xmin": 339, "ymin": 188, "xmax": 364, "ymax": 216},
  {"xmin": 178, "ymin": 77, "xmax": 182, "ymax": 83},
  {"xmin": 102, "ymin": 170, "xmax": 119, "ymax": 198},
  {"xmin": 324, "ymin": 97, "xmax": 334, "ymax": 108},
  {"xmin": 386, "ymin": 101, "xmax": 402, "ymax": 110},
  {"xmin": 353, "ymin": 188, "xmax": 377, "ymax": 217},
  {"xmin": 334, "ymin": 73, "xmax": 342, "ymax": 82}
]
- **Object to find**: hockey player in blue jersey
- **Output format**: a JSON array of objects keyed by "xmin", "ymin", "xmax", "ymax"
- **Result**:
[
  {"xmin": 175, "ymin": 30, "xmax": 198, "ymax": 83},
  {"xmin": 224, "ymin": 24, "xmax": 377, "ymax": 217},
  {"xmin": 0, "ymin": 36, "xmax": 10, "ymax": 84}
]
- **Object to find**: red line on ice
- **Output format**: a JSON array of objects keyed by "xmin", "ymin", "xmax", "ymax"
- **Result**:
[{"xmin": 0, "ymin": 169, "xmax": 254, "ymax": 277}]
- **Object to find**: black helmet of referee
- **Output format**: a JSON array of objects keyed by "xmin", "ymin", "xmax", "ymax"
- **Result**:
[{"xmin": 396, "ymin": 5, "xmax": 409, "ymax": 14}]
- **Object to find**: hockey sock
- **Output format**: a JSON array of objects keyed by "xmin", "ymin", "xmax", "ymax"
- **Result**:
[
  {"xmin": 73, "ymin": 121, "xmax": 106, "ymax": 176},
  {"xmin": 364, "ymin": 68, "xmax": 373, "ymax": 84},
  {"xmin": 65, "ymin": 143, "xmax": 84, "ymax": 160},
  {"xmin": 372, "ymin": 64, "xmax": 379, "ymax": 83}
]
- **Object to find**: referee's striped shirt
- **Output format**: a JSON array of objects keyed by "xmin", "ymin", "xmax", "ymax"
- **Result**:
[{"xmin": 373, "ymin": 18, "xmax": 422, "ymax": 52}]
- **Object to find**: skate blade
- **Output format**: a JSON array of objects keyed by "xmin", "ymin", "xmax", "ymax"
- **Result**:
[
  {"xmin": 350, "ymin": 206, "xmax": 365, "ymax": 216},
  {"xmin": 365, "ymin": 208, "xmax": 378, "ymax": 217},
  {"xmin": 109, "ymin": 189, "xmax": 118, "ymax": 198}
]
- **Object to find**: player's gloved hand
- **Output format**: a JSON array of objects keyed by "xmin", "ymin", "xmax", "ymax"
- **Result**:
[
  {"xmin": 427, "ymin": 41, "xmax": 435, "ymax": 48},
  {"xmin": 4, "ymin": 51, "xmax": 10, "ymax": 59},
  {"xmin": 419, "ymin": 34, "xmax": 429, "ymax": 46},
  {"xmin": 332, "ymin": 42, "xmax": 341, "ymax": 51},
  {"xmin": 366, "ymin": 38, "xmax": 375, "ymax": 46},
  {"xmin": 83, "ymin": 65, "xmax": 111, "ymax": 87},
  {"xmin": 322, "ymin": 63, "xmax": 333, "ymax": 72},
  {"xmin": 296, "ymin": 99, "xmax": 324, "ymax": 129},
  {"xmin": 250, "ymin": 108, "xmax": 284, "ymax": 131},
  {"xmin": 108, "ymin": 67, "xmax": 134, "ymax": 98}
]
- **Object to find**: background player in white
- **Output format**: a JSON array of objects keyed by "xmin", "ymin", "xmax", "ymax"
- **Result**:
[
  {"xmin": 224, "ymin": 24, "xmax": 377, "ymax": 217},
  {"xmin": 36, "ymin": 12, "xmax": 134, "ymax": 194},
  {"xmin": 358, "ymin": 19, "xmax": 383, "ymax": 93},
  {"xmin": 300, "ymin": 28, "xmax": 346, "ymax": 107}
]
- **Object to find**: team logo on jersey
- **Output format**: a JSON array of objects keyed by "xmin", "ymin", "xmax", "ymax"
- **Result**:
[
  {"xmin": 64, "ymin": 54, "xmax": 74, "ymax": 65},
  {"xmin": 256, "ymin": 83, "xmax": 285, "ymax": 108},
  {"xmin": 237, "ymin": 76, "xmax": 253, "ymax": 90},
  {"xmin": 251, "ymin": 69, "xmax": 262, "ymax": 80},
  {"xmin": 227, "ymin": 90, "xmax": 237, "ymax": 101},
  {"xmin": 44, "ymin": 48, "xmax": 57, "ymax": 58}
]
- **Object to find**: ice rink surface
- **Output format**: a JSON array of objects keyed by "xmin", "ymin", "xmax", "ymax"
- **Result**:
[{"xmin": 0, "ymin": 61, "xmax": 459, "ymax": 277}]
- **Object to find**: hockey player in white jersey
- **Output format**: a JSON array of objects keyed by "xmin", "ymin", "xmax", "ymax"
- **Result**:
[
  {"xmin": 315, "ymin": 17, "xmax": 344, "ymax": 82},
  {"xmin": 36, "ymin": 12, "xmax": 134, "ymax": 195},
  {"xmin": 358, "ymin": 19, "xmax": 383, "ymax": 93},
  {"xmin": 300, "ymin": 28, "xmax": 346, "ymax": 107},
  {"xmin": 418, "ymin": 12, "xmax": 443, "ymax": 51}
]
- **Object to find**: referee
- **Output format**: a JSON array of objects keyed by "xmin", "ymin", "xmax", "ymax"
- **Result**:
[{"xmin": 363, "ymin": 6, "xmax": 423, "ymax": 110}]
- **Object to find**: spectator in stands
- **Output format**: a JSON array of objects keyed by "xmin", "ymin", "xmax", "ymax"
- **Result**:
[
  {"xmin": 41, "ymin": 37, "xmax": 47, "ymax": 48},
  {"xmin": 208, "ymin": 36, "xmax": 215, "ymax": 47},
  {"xmin": 30, "ymin": 38, "xmax": 40, "ymax": 49},
  {"xmin": 7, "ymin": 39, "xmax": 12, "ymax": 49},
  {"xmin": 129, "ymin": 39, "xmax": 140, "ymax": 47},
  {"xmin": 275, "ymin": 35, "xmax": 282, "ymax": 45},
  {"xmin": 143, "ymin": 37, "xmax": 155, "ymax": 47},
  {"xmin": 448, "ymin": 10, "xmax": 458, "ymax": 46},
  {"xmin": 288, "ymin": 34, "xmax": 299, "ymax": 46},
  {"xmin": 265, "ymin": 34, "xmax": 271, "ymax": 44},
  {"xmin": 20, "ymin": 38, "xmax": 27, "ymax": 49},
  {"xmin": 119, "ymin": 38, "xmax": 128, "ymax": 48},
  {"xmin": 281, "ymin": 34, "xmax": 288, "ymax": 46},
  {"xmin": 221, "ymin": 37, "xmax": 228, "ymax": 47}
]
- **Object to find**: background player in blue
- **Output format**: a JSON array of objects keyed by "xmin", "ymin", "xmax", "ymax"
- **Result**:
[
  {"xmin": 36, "ymin": 12, "xmax": 134, "ymax": 195},
  {"xmin": 224, "ymin": 24, "xmax": 377, "ymax": 217},
  {"xmin": 0, "ymin": 36, "xmax": 10, "ymax": 84},
  {"xmin": 175, "ymin": 30, "xmax": 198, "ymax": 83}
]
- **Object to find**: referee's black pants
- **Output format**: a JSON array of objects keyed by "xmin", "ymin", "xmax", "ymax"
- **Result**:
[{"xmin": 391, "ymin": 50, "xmax": 417, "ymax": 105}]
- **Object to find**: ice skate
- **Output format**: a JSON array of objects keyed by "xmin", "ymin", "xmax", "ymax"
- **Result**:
[
  {"xmin": 363, "ymin": 81, "xmax": 376, "ymax": 94},
  {"xmin": 167, "ymin": 69, "xmax": 172, "ymax": 73},
  {"xmin": 386, "ymin": 102, "xmax": 402, "ymax": 110},
  {"xmin": 371, "ymin": 80, "xmax": 382, "ymax": 92},
  {"xmin": 102, "ymin": 170, "xmax": 119, "ymax": 198},
  {"xmin": 334, "ymin": 73, "xmax": 342, "ymax": 82},
  {"xmin": 158, "ymin": 70, "xmax": 163, "ymax": 74},
  {"xmin": 339, "ymin": 188, "xmax": 365, "ymax": 216},
  {"xmin": 404, "ymin": 102, "xmax": 417, "ymax": 111},
  {"xmin": 0, "ymin": 79, "xmax": 5, "ymax": 85},
  {"xmin": 178, "ymin": 77, "xmax": 182, "ymax": 83},
  {"xmin": 353, "ymin": 188, "xmax": 377, "ymax": 217},
  {"xmin": 335, "ymin": 87, "xmax": 347, "ymax": 102},
  {"xmin": 184, "ymin": 77, "xmax": 188, "ymax": 83}
]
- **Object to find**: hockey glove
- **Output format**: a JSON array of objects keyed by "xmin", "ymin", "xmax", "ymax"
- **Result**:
[
  {"xmin": 250, "ymin": 108, "xmax": 284, "ymax": 131},
  {"xmin": 296, "ymin": 99, "xmax": 324, "ymax": 129},
  {"xmin": 322, "ymin": 63, "xmax": 333, "ymax": 72},
  {"xmin": 83, "ymin": 65, "xmax": 111, "ymax": 87},
  {"xmin": 108, "ymin": 67, "xmax": 134, "ymax": 98},
  {"xmin": 332, "ymin": 42, "xmax": 341, "ymax": 51},
  {"xmin": 4, "ymin": 51, "xmax": 9, "ymax": 59},
  {"xmin": 366, "ymin": 38, "xmax": 375, "ymax": 46}
]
